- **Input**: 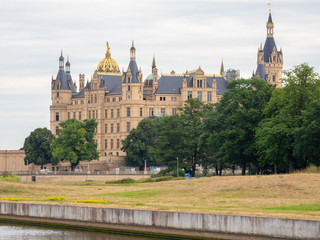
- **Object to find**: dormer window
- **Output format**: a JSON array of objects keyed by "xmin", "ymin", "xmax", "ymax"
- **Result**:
[
  {"xmin": 273, "ymin": 56, "xmax": 276, "ymax": 62},
  {"xmin": 128, "ymin": 77, "xmax": 131, "ymax": 83},
  {"xmin": 57, "ymin": 84, "xmax": 60, "ymax": 90}
]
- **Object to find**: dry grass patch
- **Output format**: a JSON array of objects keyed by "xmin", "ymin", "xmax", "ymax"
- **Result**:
[{"xmin": 0, "ymin": 174, "xmax": 320, "ymax": 219}]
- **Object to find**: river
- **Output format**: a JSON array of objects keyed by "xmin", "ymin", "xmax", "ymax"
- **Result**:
[{"xmin": 0, "ymin": 223, "xmax": 163, "ymax": 240}]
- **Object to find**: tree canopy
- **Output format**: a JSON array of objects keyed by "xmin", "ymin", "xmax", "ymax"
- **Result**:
[
  {"xmin": 51, "ymin": 119, "xmax": 99, "ymax": 169},
  {"xmin": 255, "ymin": 63, "xmax": 320, "ymax": 173},
  {"xmin": 23, "ymin": 128, "xmax": 55, "ymax": 168},
  {"xmin": 200, "ymin": 78, "xmax": 273, "ymax": 175},
  {"xmin": 121, "ymin": 118, "xmax": 158, "ymax": 168},
  {"xmin": 121, "ymin": 63, "xmax": 320, "ymax": 176}
]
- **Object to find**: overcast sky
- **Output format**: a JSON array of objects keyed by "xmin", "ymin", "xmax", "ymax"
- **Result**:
[{"xmin": 1, "ymin": 0, "xmax": 320, "ymax": 149}]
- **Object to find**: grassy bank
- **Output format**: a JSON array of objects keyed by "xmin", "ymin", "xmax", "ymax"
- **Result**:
[{"xmin": 1, "ymin": 174, "xmax": 320, "ymax": 220}]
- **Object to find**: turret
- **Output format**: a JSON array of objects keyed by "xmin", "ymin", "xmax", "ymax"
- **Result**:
[
  {"xmin": 59, "ymin": 50, "xmax": 64, "ymax": 69},
  {"xmin": 79, "ymin": 74, "xmax": 85, "ymax": 90},
  {"xmin": 130, "ymin": 40, "xmax": 136, "ymax": 60},
  {"xmin": 66, "ymin": 56, "xmax": 70, "ymax": 74}
]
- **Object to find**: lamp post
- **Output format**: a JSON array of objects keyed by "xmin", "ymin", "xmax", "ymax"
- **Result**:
[{"xmin": 177, "ymin": 157, "xmax": 179, "ymax": 177}]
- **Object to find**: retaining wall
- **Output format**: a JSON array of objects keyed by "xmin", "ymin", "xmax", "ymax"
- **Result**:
[{"xmin": 0, "ymin": 202, "xmax": 319, "ymax": 239}]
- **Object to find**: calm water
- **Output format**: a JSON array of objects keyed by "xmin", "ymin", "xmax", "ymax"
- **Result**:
[{"xmin": 0, "ymin": 224, "xmax": 159, "ymax": 240}]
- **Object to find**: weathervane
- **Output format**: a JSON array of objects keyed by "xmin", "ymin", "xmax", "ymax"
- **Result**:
[{"xmin": 267, "ymin": 2, "xmax": 271, "ymax": 13}]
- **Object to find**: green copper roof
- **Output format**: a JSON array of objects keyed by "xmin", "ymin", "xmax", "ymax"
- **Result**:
[{"xmin": 145, "ymin": 73, "xmax": 160, "ymax": 81}]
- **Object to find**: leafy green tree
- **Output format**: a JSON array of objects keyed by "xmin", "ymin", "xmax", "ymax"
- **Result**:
[
  {"xmin": 201, "ymin": 78, "xmax": 273, "ymax": 175},
  {"xmin": 23, "ymin": 128, "xmax": 55, "ymax": 168},
  {"xmin": 51, "ymin": 119, "xmax": 99, "ymax": 170},
  {"xmin": 179, "ymin": 98, "xmax": 210, "ymax": 177},
  {"xmin": 155, "ymin": 114, "xmax": 188, "ymax": 172},
  {"xmin": 294, "ymin": 100, "xmax": 320, "ymax": 167},
  {"xmin": 121, "ymin": 118, "xmax": 158, "ymax": 168},
  {"xmin": 256, "ymin": 63, "xmax": 320, "ymax": 173}
]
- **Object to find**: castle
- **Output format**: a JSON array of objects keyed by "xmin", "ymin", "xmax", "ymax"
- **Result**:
[
  {"xmin": 254, "ymin": 9, "xmax": 283, "ymax": 87},
  {"xmin": 49, "ymin": 10, "xmax": 283, "ymax": 167}
]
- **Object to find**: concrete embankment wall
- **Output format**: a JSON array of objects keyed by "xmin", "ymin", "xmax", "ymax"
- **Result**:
[{"xmin": 0, "ymin": 202, "xmax": 319, "ymax": 239}]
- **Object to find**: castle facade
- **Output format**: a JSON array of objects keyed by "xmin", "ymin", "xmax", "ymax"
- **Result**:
[{"xmin": 50, "ymin": 10, "xmax": 282, "ymax": 166}]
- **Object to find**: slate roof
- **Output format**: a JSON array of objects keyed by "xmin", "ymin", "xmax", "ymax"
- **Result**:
[
  {"xmin": 73, "ymin": 87, "xmax": 85, "ymax": 98},
  {"xmin": 156, "ymin": 75, "xmax": 183, "ymax": 94},
  {"xmin": 66, "ymin": 73, "xmax": 76, "ymax": 93},
  {"xmin": 100, "ymin": 74, "xmax": 122, "ymax": 95},
  {"xmin": 53, "ymin": 69, "xmax": 69, "ymax": 90},
  {"xmin": 123, "ymin": 60, "xmax": 140, "ymax": 83},
  {"xmin": 215, "ymin": 77, "xmax": 228, "ymax": 95},
  {"xmin": 263, "ymin": 37, "xmax": 278, "ymax": 63},
  {"xmin": 155, "ymin": 74, "xmax": 228, "ymax": 95},
  {"xmin": 268, "ymin": 12, "xmax": 273, "ymax": 23},
  {"xmin": 72, "ymin": 74, "xmax": 123, "ymax": 98},
  {"xmin": 263, "ymin": 37, "xmax": 282, "ymax": 64},
  {"xmin": 255, "ymin": 63, "xmax": 267, "ymax": 80}
]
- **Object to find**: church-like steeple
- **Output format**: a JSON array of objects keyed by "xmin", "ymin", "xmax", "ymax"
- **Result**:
[
  {"xmin": 220, "ymin": 58, "xmax": 224, "ymax": 76},
  {"xmin": 266, "ymin": 8, "xmax": 274, "ymax": 37},
  {"xmin": 152, "ymin": 54, "xmax": 156, "ymax": 71}
]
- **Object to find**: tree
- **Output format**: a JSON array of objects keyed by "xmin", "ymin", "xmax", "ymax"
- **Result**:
[
  {"xmin": 121, "ymin": 118, "xmax": 158, "ymax": 168},
  {"xmin": 23, "ymin": 128, "xmax": 55, "ymax": 168},
  {"xmin": 255, "ymin": 63, "xmax": 320, "ymax": 173},
  {"xmin": 293, "ymin": 100, "xmax": 320, "ymax": 167},
  {"xmin": 201, "ymin": 78, "xmax": 273, "ymax": 175},
  {"xmin": 51, "ymin": 119, "xmax": 99, "ymax": 170},
  {"xmin": 155, "ymin": 114, "xmax": 188, "ymax": 173},
  {"xmin": 179, "ymin": 98, "xmax": 210, "ymax": 177}
]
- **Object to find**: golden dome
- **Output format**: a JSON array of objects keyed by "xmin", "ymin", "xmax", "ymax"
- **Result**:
[{"xmin": 97, "ymin": 42, "xmax": 120, "ymax": 74}]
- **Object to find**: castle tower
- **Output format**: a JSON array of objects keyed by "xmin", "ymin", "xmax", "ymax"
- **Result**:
[
  {"xmin": 50, "ymin": 52, "xmax": 73, "ymax": 136},
  {"xmin": 255, "ymin": 8, "xmax": 283, "ymax": 88},
  {"xmin": 122, "ymin": 41, "xmax": 143, "ymax": 101}
]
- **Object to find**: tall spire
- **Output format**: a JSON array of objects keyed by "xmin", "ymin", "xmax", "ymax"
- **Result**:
[
  {"xmin": 59, "ymin": 50, "xmax": 64, "ymax": 69},
  {"xmin": 130, "ymin": 40, "xmax": 136, "ymax": 60},
  {"xmin": 220, "ymin": 58, "xmax": 224, "ymax": 76},
  {"xmin": 152, "ymin": 54, "xmax": 156, "ymax": 71},
  {"xmin": 66, "ymin": 56, "xmax": 70, "ymax": 74},
  {"xmin": 266, "ymin": 4, "xmax": 274, "ymax": 37}
]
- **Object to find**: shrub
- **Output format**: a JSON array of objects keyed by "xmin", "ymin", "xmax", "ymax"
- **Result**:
[
  {"xmin": 0, "ymin": 174, "xmax": 19, "ymax": 182},
  {"xmin": 295, "ymin": 164, "xmax": 320, "ymax": 174},
  {"xmin": 1, "ymin": 197, "xmax": 30, "ymax": 201},
  {"xmin": 42, "ymin": 196, "xmax": 68, "ymax": 201},
  {"xmin": 72, "ymin": 199, "xmax": 108, "ymax": 204},
  {"xmin": 105, "ymin": 178, "xmax": 135, "ymax": 184}
]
